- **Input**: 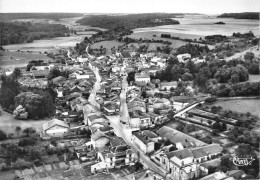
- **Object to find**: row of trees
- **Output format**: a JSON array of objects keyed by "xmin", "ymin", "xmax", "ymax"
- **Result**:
[{"xmin": 207, "ymin": 81, "xmax": 259, "ymax": 97}]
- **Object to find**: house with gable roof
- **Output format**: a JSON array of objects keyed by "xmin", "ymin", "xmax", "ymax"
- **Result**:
[
  {"xmin": 190, "ymin": 144, "xmax": 223, "ymax": 163},
  {"xmin": 156, "ymin": 126, "xmax": 206, "ymax": 150},
  {"xmin": 42, "ymin": 119, "xmax": 69, "ymax": 137},
  {"xmin": 132, "ymin": 130, "xmax": 159, "ymax": 154},
  {"xmin": 103, "ymin": 102, "xmax": 120, "ymax": 115}
]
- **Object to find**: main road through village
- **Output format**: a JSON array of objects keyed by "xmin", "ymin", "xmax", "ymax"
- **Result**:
[{"xmin": 88, "ymin": 63, "xmax": 168, "ymax": 177}]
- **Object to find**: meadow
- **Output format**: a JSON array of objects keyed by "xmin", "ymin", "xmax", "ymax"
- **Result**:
[
  {"xmin": 126, "ymin": 31, "xmax": 214, "ymax": 50},
  {"xmin": 0, "ymin": 50, "xmax": 51, "ymax": 68},
  {"xmin": 3, "ymin": 35, "xmax": 86, "ymax": 53},
  {"xmin": 0, "ymin": 107, "xmax": 49, "ymax": 134},
  {"xmin": 213, "ymin": 99, "xmax": 260, "ymax": 117}
]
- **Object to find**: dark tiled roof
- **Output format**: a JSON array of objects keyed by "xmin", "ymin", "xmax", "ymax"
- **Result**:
[
  {"xmin": 110, "ymin": 137, "xmax": 127, "ymax": 148},
  {"xmin": 167, "ymin": 148, "xmax": 193, "ymax": 159},
  {"xmin": 121, "ymin": 52, "xmax": 131, "ymax": 58},
  {"xmin": 132, "ymin": 131, "xmax": 154, "ymax": 145}
]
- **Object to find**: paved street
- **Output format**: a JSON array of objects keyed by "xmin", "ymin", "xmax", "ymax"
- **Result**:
[
  {"xmin": 87, "ymin": 65, "xmax": 167, "ymax": 177},
  {"xmin": 88, "ymin": 65, "xmax": 101, "ymax": 109},
  {"xmin": 106, "ymin": 74, "xmax": 167, "ymax": 177}
]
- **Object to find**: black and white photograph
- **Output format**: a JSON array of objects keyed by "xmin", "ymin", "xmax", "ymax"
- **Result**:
[{"xmin": 0, "ymin": 0, "xmax": 259, "ymax": 179}]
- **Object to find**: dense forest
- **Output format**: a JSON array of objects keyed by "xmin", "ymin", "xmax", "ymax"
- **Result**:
[
  {"xmin": 217, "ymin": 12, "xmax": 259, "ymax": 20},
  {"xmin": 76, "ymin": 13, "xmax": 180, "ymax": 30},
  {"xmin": 0, "ymin": 13, "xmax": 83, "ymax": 22},
  {"xmin": 0, "ymin": 22, "xmax": 70, "ymax": 45}
]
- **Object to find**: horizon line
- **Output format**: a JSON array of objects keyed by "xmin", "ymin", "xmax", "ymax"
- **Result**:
[{"xmin": 0, "ymin": 12, "xmax": 259, "ymax": 15}]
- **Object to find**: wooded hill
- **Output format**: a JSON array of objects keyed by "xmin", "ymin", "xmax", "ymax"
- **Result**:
[
  {"xmin": 217, "ymin": 12, "xmax": 259, "ymax": 20},
  {"xmin": 0, "ymin": 22, "xmax": 70, "ymax": 45},
  {"xmin": 76, "ymin": 13, "xmax": 181, "ymax": 30},
  {"xmin": 0, "ymin": 13, "xmax": 83, "ymax": 22}
]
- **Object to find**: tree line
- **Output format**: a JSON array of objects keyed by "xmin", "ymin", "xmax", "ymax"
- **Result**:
[
  {"xmin": 76, "ymin": 13, "xmax": 180, "ymax": 30},
  {"xmin": 217, "ymin": 12, "xmax": 259, "ymax": 20},
  {"xmin": 0, "ymin": 22, "xmax": 70, "ymax": 45},
  {"xmin": 0, "ymin": 13, "xmax": 83, "ymax": 22}
]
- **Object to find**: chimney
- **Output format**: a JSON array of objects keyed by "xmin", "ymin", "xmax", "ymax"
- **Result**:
[{"xmin": 185, "ymin": 139, "xmax": 188, "ymax": 142}]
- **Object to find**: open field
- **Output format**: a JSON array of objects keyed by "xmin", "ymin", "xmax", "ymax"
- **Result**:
[
  {"xmin": 91, "ymin": 40, "xmax": 124, "ymax": 50},
  {"xmin": 126, "ymin": 31, "xmax": 214, "ymax": 50},
  {"xmin": 131, "ymin": 31, "xmax": 205, "ymax": 40},
  {"xmin": 147, "ymin": 43, "xmax": 165, "ymax": 51},
  {"xmin": 3, "ymin": 35, "xmax": 86, "ymax": 53},
  {"xmin": 213, "ymin": 99, "xmax": 260, "ymax": 117},
  {"xmin": 0, "ymin": 107, "xmax": 49, "ymax": 134},
  {"xmin": 249, "ymin": 74, "xmax": 260, "ymax": 82},
  {"xmin": 0, "ymin": 50, "xmax": 51, "ymax": 68}
]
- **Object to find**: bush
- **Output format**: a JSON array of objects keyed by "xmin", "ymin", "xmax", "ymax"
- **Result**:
[
  {"xmin": 50, "ymin": 139, "xmax": 58, "ymax": 147},
  {"xmin": 0, "ymin": 130, "xmax": 7, "ymax": 141},
  {"xmin": 18, "ymin": 137, "xmax": 37, "ymax": 146}
]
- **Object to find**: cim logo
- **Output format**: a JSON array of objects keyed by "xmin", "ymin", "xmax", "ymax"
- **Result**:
[{"xmin": 231, "ymin": 156, "xmax": 255, "ymax": 166}]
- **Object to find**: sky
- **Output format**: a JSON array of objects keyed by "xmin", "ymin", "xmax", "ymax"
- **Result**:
[{"xmin": 0, "ymin": 0, "xmax": 259, "ymax": 14}]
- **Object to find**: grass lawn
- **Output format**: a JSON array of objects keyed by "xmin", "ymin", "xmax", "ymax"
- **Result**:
[
  {"xmin": 0, "ymin": 106, "xmax": 49, "ymax": 134},
  {"xmin": 0, "ymin": 50, "xmax": 51, "ymax": 68},
  {"xmin": 91, "ymin": 40, "xmax": 124, "ymax": 50}
]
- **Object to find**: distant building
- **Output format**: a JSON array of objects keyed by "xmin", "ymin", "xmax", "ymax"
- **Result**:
[
  {"xmin": 32, "ymin": 70, "xmax": 49, "ymax": 78},
  {"xmin": 121, "ymin": 51, "xmax": 132, "ymax": 61},
  {"xmin": 160, "ymin": 81, "xmax": 178, "ymax": 91}
]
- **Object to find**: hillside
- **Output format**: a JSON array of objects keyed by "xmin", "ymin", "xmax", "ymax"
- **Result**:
[
  {"xmin": 76, "ymin": 13, "xmax": 181, "ymax": 30},
  {"xmin": 0, "ymin": 22, "xmax": 70, "ymax": 46},
  {"xmin": 0, "ymin": 13, "xmax": 83, "ymax": 22},
  {"xmin": 217, "ymin": 12, "xmax": 259, "ymax": 20}
]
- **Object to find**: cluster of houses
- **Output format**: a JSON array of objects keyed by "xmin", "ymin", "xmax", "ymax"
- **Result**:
[{"xmin": 8, "ymin": 47, "xmax": 237, "ymax": 180}]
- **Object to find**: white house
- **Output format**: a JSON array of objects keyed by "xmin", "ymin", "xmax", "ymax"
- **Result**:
[
  {"xmin": 42, "ymin": 119, "xmax": 69, "ymax": 137},
  {"xmin": 177, "ymin": 54, "xmax": 191, "ymax": 63},
  {"xmin": 132, "ymin": 130, "xmax": 158, "ymax": 154},
  {"xmin": 135, "ymin": 71, "xmax": 150, "ymax": 84}
]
